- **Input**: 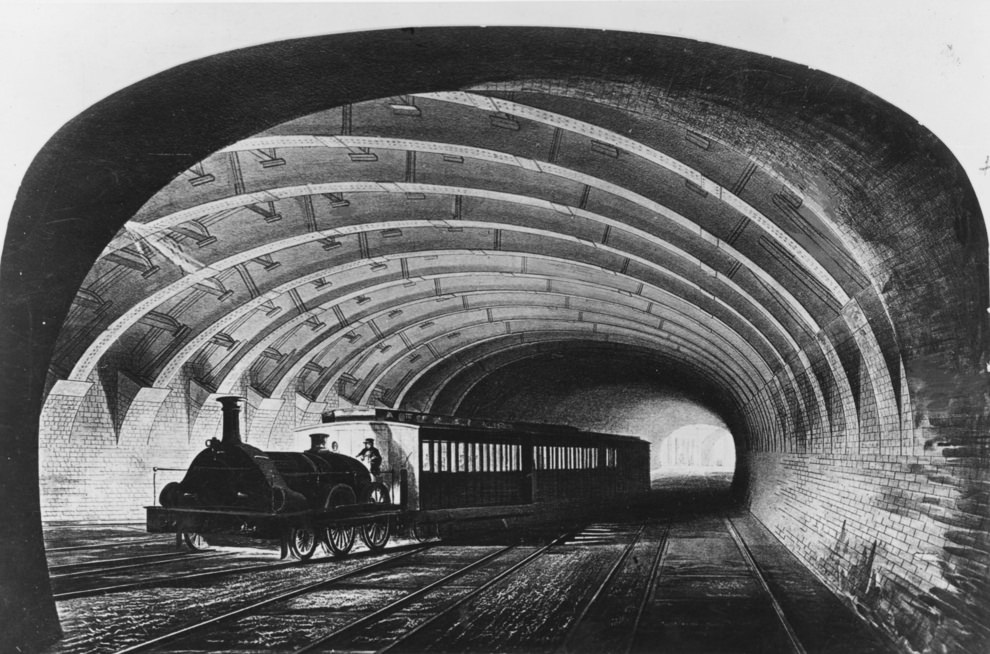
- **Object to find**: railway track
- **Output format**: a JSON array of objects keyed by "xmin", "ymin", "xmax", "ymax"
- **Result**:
[
  {"xmin": 113, "ymin": 544, "xmax": 437, "ymax": 653},
  {"xmin": 51, "ymin": 515, "xmax": 874, "ymax": 654},
  {"xmin": 381, "ymin": 522, "xmax": 669, "ymax": 654},
  {"xmin": 724, "ymin": 516, "xmax": 807, "ymax": 654},
  {"xmin": 100, "ymin": 523, "xmax": 679, "ymax": 654},
  {"xmin": 108, "ymin": 528, "xmax": 579, "ymax": 653},
  {"xmin": 53, "ymin": 542, "xmax": 425, "ymax": 601},
  {"xmin": 50, "ymin": 549, "xmax": 225, "ymax": 575},
  {"xmin": 46, "ymin": 536, "xmax": 168, "ymax": 554}
]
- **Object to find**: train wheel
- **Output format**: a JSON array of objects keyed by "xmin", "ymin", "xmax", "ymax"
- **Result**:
[
  {"xmin": 323, "ymin": 484, "xmax": 357, "ymax": 557},
  {"xmin": 324, "ymin": 524, "xmax": 356, "ymax": 557},
  {"xmin": 360, "ymin": 519, "xmax": 391, "ymax": 552},
  {"xmin": 413, "ymin": 522, "xmax": 439, "ymax": 543},
  {"xmin": 182, "ymin": 532, "xmax": 208, "ymax": 551},
  {"xmin": 289, "ymin": 526, "xmax": 319, "ymax": 561},
  {"xmin": 362, "ymin": 481, "xmax": 391, "ymax": 504}
]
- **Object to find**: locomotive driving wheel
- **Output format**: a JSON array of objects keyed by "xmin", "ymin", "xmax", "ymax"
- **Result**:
[
  {"xmin": 359, "ymin": 481, "xmax": 391, "ymax": 551},
  {"xmin": 360, "ymin": 519, "xmax": 391, "ymax": 552},
  {"xmin": 362, "ymin": 482, "xmax": 390, "ymax": 505},
  {"xmin": 289, "ymin": 526, "xmax": 319, "ymax": 560},
  {"xmin": 323, "ymin": 484, "xmax": 357, "ymax": 557}
]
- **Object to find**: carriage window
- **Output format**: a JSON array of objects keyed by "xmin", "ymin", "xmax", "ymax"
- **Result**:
[{"xmin": 422, "ymin": 441, "xmax": 432, "ymax": 472}]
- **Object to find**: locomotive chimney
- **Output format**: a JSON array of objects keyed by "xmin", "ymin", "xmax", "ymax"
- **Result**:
[{"xmin": 217, "ymin": 396, "xmax": 244, "ymax": 445}]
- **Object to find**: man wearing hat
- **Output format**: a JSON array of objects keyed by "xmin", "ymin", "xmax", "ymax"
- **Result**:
[{"xmin": 357, "ymin": 437, "xmax": 383, "ymax": 476}]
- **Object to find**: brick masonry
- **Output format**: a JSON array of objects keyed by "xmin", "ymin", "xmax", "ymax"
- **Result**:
[{"xmin": 39, "ymin": 371, "xmax": 353, "ymax": 524}]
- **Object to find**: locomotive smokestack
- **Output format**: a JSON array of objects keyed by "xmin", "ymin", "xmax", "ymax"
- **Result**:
[{"xmin": 217, "ymin": 396, "xmax": 244, "ymax": 445}]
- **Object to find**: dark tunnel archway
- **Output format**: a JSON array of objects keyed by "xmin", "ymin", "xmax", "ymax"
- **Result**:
[
  {"xmin": 448, "ymin": 348, "xmax": 744, "ymax": 492},
  {"xmin": 2, "ymin": 27, "xmax": 988, "ymax": 652}
]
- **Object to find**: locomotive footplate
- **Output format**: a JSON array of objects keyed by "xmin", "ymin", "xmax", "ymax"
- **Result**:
[{"xmin": 146, "ymin": 504, "xmax": 401, "ymax": 537}]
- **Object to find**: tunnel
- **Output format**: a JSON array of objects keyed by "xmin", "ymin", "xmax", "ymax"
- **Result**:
[{"xmin": 1, "ymin": 27, "xmax": 988, "ymax": 653}]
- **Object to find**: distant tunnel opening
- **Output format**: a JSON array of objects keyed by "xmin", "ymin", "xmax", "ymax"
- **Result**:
[{"xmin": 653, "ymin": 424, "xmax": 735, "ymax": 493}]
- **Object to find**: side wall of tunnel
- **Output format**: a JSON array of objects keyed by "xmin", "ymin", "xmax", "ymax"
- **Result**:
[{"xmin": 39, "ymin": 369, "xmax": 359, "ymax": 522}]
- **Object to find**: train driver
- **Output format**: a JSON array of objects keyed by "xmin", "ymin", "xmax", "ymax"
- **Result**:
[{"xmin": 357, "ymin": 437, "xmax": 383, "ymax": 476}]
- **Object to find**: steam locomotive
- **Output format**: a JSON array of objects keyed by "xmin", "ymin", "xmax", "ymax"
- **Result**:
[{"xmin": 148, "ymin": 396, "xmax": 650, "ymax": 559}]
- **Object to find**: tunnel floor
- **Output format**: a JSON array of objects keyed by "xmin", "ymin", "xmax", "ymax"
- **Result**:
[{"xmin": 43, "ymin": 486, "xmax": 894, "ymax": 653}]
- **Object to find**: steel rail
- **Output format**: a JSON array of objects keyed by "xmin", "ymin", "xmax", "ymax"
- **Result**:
[
  {"xmin": 51, "ymin": 552, "xmax": 227, "ymax": 579},
  {"xmin": 56, "ymin": 542, "xmax": 424, "ymax": 602},
  {"xmin": 50, "ymin": 549, "xmax": 220, "ymax": 572},
  {"xmin": 555, "ymin": 523, "xmax": 647, "ymax": 654},
  {"xmin": 293, "ymin": 544, "xmax": 517, "ymax": 653},
  {"xmin": 46, "ymin": 537, "xmax": 166, "ymax": 553},
  {"xmin": 623, "ymin": 523, "xmax": 671, "ymax": 654},
  {"xmin": 376, "ymin": 529, "xmax": 579, "ymax": 654},
  {"xmin": 724, "ymin": 516, "xmax": 807, "ymax": 654},
  {"xmin": 113, "ymin": 545, "xmax": 432, "ymax": 654}
]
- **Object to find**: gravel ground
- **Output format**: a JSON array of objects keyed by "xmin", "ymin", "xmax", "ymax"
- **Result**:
[{"xmin": 49, "ymin": 543, "xmax": 418, "ymax": 653}]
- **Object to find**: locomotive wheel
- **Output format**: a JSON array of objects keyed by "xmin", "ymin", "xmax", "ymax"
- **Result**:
[
  {"xmin": 360, "ymin": 519, "xmax": 391, "ymax": 552},
  {"xmin": 413, "ymin": 521, "xmax": 439, "ymax": 543},
  {"xmin": 289, "ymin": 526, "xmax": 319, "ymax": 561},
  {"xmin": 324, "ymin": 524, "xmax": 356, "ymax": 557},
  {"xmin": 362, "ymin": 482, "xmax": 391, "ymax": 505},
  {"xmin": 182, "ymin": 532, "xmax": 208, "ymax": 551},
  {"xmin": 323, "ymin": 484, "xmax": 357, "ymax": 557}
]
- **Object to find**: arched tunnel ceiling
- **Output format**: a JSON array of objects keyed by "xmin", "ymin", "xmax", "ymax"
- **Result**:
[
  {"xmin": 42, "ymin": 36, "xmax": 987, "ymax": 446},
  {"xmin": 9, "ymin": 28, "xmax": 990, "ymax": 653}
]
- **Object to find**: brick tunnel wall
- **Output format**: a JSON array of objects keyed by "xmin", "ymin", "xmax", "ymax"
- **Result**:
[
  {"xmin": 37, "ymin": 373, "xmax": 350, "ymax": 524},
  {"xmin": 739, "ymin": 289, "xmax": 989, "ymax": 650}
]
